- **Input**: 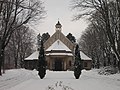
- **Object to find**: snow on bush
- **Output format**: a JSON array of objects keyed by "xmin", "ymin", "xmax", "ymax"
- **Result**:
[{"xmin": 98, "ymin": 66, "xmax": 118, "ymax": 75}]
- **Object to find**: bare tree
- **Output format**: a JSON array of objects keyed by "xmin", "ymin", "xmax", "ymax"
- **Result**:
[
  {"xmin": 79, "ymin": 24, "xmax": 102, "ymax": 68},
  {"xmin": 5, "ymin": 25, "xmax": 35, "ymax": 69},
  {"xmin": 79, "ymin": 21, "xmax": 113, "ymax": 69},
  {"xmin": 71, "ymin": 0, "xmax": 120, "ymax": 71},
  {"xmin": 0, "ymin": 0, "xmax": 45, "ymax": 75}
]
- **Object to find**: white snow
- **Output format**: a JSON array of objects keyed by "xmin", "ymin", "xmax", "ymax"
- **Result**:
[
  {"xmin": 0, "ymin": 69, "xmax": 37, "ymax": 90},
  {"xmin": 46, "ymin": 53, "xmax": 73, "ymax": 56},
  {"xmin": 25, "ymin": 51, "xmax": 73, "ymax": 60},
  {"xmin": 46, "ymin": 39, "xmax": 71, "ymax": 51},
  {"xmin": 25, "ymin": 39, "xmax": 73, "ymax": 60},
  {"xmin": 25, "ymin": 51, "xmax": 39, "ymax": 60},
  {"xmin": 80, "ymin": 51, "xmax": 92, "ymax": 60},
  {"xmin": 0, "ymin": 69, "xmax": 120, "ymax": 90},
  {"xmin": 25, "ymin": 51, "xmax": 91, "ymax": 60},
  {"xmin": 25, "ymin": 41, "xmax": 91, "ymax": 60}
]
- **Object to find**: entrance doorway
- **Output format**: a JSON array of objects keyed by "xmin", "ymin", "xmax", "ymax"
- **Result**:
[{"xmin": 54, "ymin": 59, "xmax": 63, "ymax": 71}]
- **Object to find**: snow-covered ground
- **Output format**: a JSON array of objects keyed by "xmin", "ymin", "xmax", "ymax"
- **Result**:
[
  {"xmin": 0, "ymin": 69, "xmax": 120, "ymax": 90},
  {"xmin": 0, "ymin": 69, "xmax": 37, "ymax": 90}
]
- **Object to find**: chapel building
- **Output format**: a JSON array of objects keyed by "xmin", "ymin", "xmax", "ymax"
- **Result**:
[
  {"xmin": 24, "ymin": 21, "xmax": 92, "ymax": 71},
  {"xmin": 44, "ymin": 21, "xmax": 75, "ymax": 71}
]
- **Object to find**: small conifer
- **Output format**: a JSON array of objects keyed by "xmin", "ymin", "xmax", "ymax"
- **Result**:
[
  {"xmin": 74, "ymin": 44, "xmax": 82, "ymax": 79},
  {"xmin": 38, "ymin": 40, "xmax": 46, "ymax": 79}
]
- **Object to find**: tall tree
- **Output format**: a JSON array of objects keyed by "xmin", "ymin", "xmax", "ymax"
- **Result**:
[
  {"xmin": 78, "ymin": 4, "xmax": 119, "ymax": 69},
  {"xmin": 66, "ymin": 33, "xmax": 76, "ymax": 43},
  {"xmin": 41, "ymin": 32, "xmax": 50, "ymax": 43},
  {"xmin": 71, "ymin": 0, "xmax": 120, "ymax": 72},
  {"xmin": 5, "ymin": 25, "xmax": 35, "ymax": 69},
  {"xmin": 38, "ymin": 39, "xmax": 46, "ymax": 79},
  {"xmin": 74, "ymin": 44, "xmax": 82, "ymax": 79},
  {"xmin": 0, "ymin": 0, "xmax": 45, "ymax": 75},
  {"xmin": 37, "ymin": 33, "xmax": 41, "ymax": 50},
  {"xmin": 37, "ymin": 32, "xmax": 50, "ymax": 50}
]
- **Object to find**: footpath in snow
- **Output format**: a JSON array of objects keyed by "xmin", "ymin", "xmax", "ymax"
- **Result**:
[
  {"xmin": 0, "ymin": 69, "xmax": 37, "ymax": 90},
  {"xmin": 0, "ymin": 69, "xmax": 120, "ymax": 90}
]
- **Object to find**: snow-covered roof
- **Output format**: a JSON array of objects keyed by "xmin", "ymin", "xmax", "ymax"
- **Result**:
[
  {"xmin": 46, "ymin": 53, "xmax": 73, "ymax": 56},
  {"xmin": 80, "ymin": 51, "xmax": 92, "ymax": 60},
  {"xmin": 25, "ymin": 51, "xmax": 39, "ymax": 60},
  {"xmin": 25, "ymin": 50, "xmax": 73, "ymax": 61},
  {"xmin": 25, "ymin": 50, "xmax": 91, "ymax": 61},
  {"xmin": 46, "ymin": 39, "xmax": 71, "ymax": 51}
]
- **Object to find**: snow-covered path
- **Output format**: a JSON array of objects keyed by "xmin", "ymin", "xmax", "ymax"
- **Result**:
[
  {"xmin": 0, "ymin": 69, "xmax": 120, "ymax": 90},
  {"xmin": 0, "ymin": 69, "xmax": 37, "ymax": 90}
]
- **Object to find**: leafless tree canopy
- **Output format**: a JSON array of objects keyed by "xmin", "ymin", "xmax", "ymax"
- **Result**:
[
  {"xmin": 72, "ymin": 0, "xmax": 120, "ymax": 72},
  {"xmin": 0, "ymin": 0, "xmax": 46, "ymax": 75},
  {"xmin": 5, "ymin": 25, "xmax": 35, "ymax": 69}
]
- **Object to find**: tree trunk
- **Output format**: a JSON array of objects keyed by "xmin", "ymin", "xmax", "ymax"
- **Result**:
[
  {"xmin": 118, "ymin": 60, "xmax": 120, "ymax": 72},
  {"xmin": 2, "ymin": 51, "xmax": 5, "ymax": 74},
  {"xmin": 0, "ymin": 39, "xmax": 2, "ymax": 75},
  {"xmin": 0, "ymin": 45, "xmax": 3, "ymax": 75},
  {"xmin": 96, "ymin": 59, "xmax": 100, "ymax": 69},
  {"xmin": 0, "ymin": 56, "xmax": 2, "ymax": 75},
  {"xmin": 0, "ymin": 50, "xmax": 4, "ymax": 76},
  {"xmin": 15, "ymin": 57, "xmax": 18, "ymax": 69},
  {"xmin": 103, "ymin": 2, "xmax": 120, "ymax": 71},
  {"xmin": 118, "ymin": 31, "xmax": 120, "ymax": 72}
]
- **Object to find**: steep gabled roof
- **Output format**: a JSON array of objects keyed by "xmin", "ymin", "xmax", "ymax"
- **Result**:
[
  {"xmin": 46, "ymin": 39, "xmax": 71, "ymax": 51},
  {"xmin": 46, "ymin": 53, "xmax": 73, "ymax": 56},
  {"xmin": 44, "ymin": 30, "xmax": 75, "ymax": 51},
  {"xmin": 80, "ymin": 51, "xmax": 92, "ymax": 60},
  {"xmin": 24, "ymin": 51, "xmax": 92, "ymax": 60},
  {"xmin": 25, "ymin": 51, "xmax": 39, "ymax": 60}
]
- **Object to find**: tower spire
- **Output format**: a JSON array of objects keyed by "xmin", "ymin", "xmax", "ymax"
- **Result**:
[{"xmin": 55, "ymin": 20, "xmax": 62, "ymax": 31}]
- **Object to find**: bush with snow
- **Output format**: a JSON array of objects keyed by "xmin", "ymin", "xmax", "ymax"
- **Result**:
[{"xmin": 98, "ymin": 66, "xmax": 118, "ymax": 75}]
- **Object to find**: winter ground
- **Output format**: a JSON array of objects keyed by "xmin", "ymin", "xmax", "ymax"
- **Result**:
[{"xmin": 0, "ymin": 69, "xmax": 120, "ymax": 90}]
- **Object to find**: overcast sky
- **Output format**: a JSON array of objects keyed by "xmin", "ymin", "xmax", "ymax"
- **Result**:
[{"xmin": 30, "ymin": 0, "xmax": 88, "ymax": 40}]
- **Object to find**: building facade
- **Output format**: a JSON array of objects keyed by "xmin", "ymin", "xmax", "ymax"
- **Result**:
[
  {"xmin": 44, "ymin": 21, "xmax": 75, "ymax": 71},
  {"xmin": 24, "ymin": 21, "xmax": 92, "ymax": 70}
]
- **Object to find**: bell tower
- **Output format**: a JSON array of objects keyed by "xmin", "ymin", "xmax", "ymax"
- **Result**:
[{"xmin": 55, "ymin": 21, "xmax": 62, "ymax": 31}]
